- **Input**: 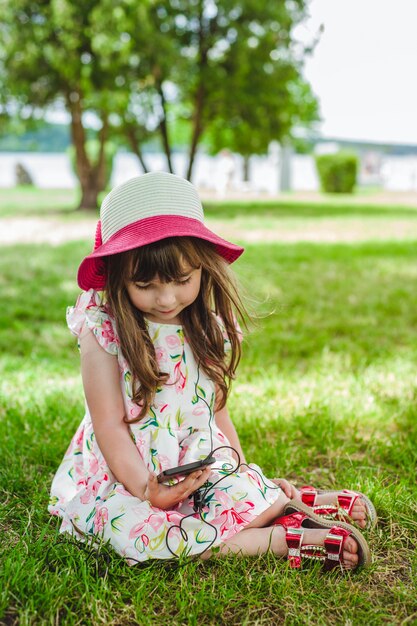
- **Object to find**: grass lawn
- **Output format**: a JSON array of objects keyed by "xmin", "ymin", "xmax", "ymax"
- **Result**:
[{"xmin": 0, "ymin": 191, "xmax": 417, "ymax": 624}]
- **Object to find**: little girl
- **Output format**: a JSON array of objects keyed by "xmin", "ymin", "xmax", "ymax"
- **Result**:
[{"xmin": 48, "ymin": 172, "xmax": 375, "ymax": 570}]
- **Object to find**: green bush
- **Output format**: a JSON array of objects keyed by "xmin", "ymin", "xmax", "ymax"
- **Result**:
[{"xmin": 315, "ymin": 151, "xmax": 359, "ymax": 193}]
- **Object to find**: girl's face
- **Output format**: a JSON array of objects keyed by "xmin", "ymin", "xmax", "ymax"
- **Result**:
[{"xmin": 126, "ymin": 264, "xmax": 202, "ymax": 324}]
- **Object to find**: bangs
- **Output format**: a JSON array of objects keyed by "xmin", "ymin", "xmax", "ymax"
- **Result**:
[{"xmin": 128, "ymin": 237, "xmax": 205, "ymax": 283}]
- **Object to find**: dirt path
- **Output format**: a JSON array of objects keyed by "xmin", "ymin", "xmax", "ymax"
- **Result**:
[
  {"xmin": 2, "ymin": 214, "xmax": 417, "ymax": 245},
  {"xmin": 0, "ymin": 217, "xmax": 97, "ymax": 245},
  {"xmin": 1, "ymin": 188, "xmax": 417, "ymax": 245}
]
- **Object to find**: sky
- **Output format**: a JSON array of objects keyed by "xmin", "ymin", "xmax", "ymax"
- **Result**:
[
  {"xmin": 47, "ymin": 0, "xmax": 417, "ymax": 146},
  {"xmin": 296, "ymin": 0, "xmax": 417, "ymax": 145}
]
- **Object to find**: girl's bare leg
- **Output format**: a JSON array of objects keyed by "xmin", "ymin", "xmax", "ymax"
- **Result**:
[{"xmin": 244, "ymin": 491, "xmax": 291, "ymax": 529}]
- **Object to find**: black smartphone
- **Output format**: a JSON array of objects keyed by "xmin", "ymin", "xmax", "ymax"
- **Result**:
[{"xmin": 157, "ymin": 455, "xmax": 216, "ymax": 483}]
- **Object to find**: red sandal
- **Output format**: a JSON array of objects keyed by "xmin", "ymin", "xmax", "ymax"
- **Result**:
[
  {"xmin": 299, "ymin": 485, "xmax": 377, "ymax": 529},
  {"xmin": 273, "ymin": 501, "xmax": 371, "ymax": 571}
]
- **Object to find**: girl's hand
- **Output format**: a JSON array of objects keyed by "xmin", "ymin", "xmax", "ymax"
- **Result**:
[
  {"xmin": 144, "ymin": 467, "xmax": 212, "ymax": 510},
  {"xmin": 271, "ymin": 478, "xmax": 300, "ymax": 499}
]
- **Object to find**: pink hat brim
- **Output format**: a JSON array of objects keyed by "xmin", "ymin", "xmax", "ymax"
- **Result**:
[{"xmin": 77, "ymin": 214, "xmax": 244, "ymax": 290}]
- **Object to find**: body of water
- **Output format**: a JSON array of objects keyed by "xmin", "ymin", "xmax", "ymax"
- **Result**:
[{"xmin": 1, "ymin": 150, "xmax": 417, "ymax": 192}]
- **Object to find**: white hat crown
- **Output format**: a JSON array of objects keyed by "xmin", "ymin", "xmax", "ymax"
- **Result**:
[{"xmin": 100, "ymin": 172, "xmax": 204, "ymax": 243}]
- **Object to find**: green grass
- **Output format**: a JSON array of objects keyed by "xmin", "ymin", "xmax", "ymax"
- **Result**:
[
  {"xmin": 1, "ymin": 196, "xmax": 417, "ymax": 624},
  {"xmin": 2, "ymin": 186, "xmax": 417, "ymax": 219}
]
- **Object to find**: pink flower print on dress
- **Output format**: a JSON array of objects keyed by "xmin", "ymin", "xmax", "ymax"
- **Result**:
[
  {"xmin": 155, "ymin": 346, "xmax": 169, "ymax": 365},
  {"xmin": 88, "ymin": 452, "xmax": 99, "ymax": 475},
  {"xmin": 129, "ymin": 512, "xmax": 165, "ymax": 540},
  {"xmin": 129, "ymin": 520, "xmax": 146, "ymax": 540},
  {"xmin": 146, "ymin": 512, "xmax": 168, "ymax": 532},
  {"xmin": 192, "ymin": 406, "xmax": 206, "ymax": 416},
  {"xmin": 156, "ymin": 454, "xmax": 173, "ymax": 473},
  {"xmin": 80, "ymin": 479, "xmax": 101, "ymax": 504},
  {"xmin": 100, "ymin": 319, "xmax": 116, "ymax": 344},
  {"xmin": 173, "ymin": 361, "xmax": 187, "ymax": 393},
  {"xmin": 165, "ymin": 510, "xmax": 183, "ymax": 524},
  {"xmin": 129, "ymin": 404, "xmax": 141, "ymax": 419},
  {"xmin": 64, "ymin": 425, "xmax": 84, "ymax": 456},
  {"xmin": 133, "ymin": 534, "xmax": 150, "ymax": 554},
  {"xmin": 213, "ymin": 489, "xmax": 255, "ymax": 539},
  {"xmin": 166, "ymin": 334, "xmax": 181, "ymax": 349},
  {"xmin": 75, "ymin": 426, "xmax": 85, "ymax": 448},
  {"xmin": 153, "ymin": 399, "xmax": 169, "ymax": 413},
  {"xmin": 93, "ymin": 505, "xmax": 109, "ymax": 533},
  {"xmin": 135, "ymin": 436, "xmax": 147, "ymax": 459}
]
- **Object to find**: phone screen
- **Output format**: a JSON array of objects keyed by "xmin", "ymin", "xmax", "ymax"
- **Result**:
[{"xmin": 157, "ymin": 456, "xmax": 216, "ymax": 483}]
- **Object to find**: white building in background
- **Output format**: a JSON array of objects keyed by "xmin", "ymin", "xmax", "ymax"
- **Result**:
[{"xmin": 0, "ymin": 141, "xmax": 417, "ymax": 193}]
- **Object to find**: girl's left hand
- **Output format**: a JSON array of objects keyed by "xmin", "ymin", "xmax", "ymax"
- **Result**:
[
  {"xmin": 271, "ymin": 478, "xmax": 300, "ymax": 499},
  {"xmin": 144, "ymin": 467, "xmax": 212, "ymax": 510}
]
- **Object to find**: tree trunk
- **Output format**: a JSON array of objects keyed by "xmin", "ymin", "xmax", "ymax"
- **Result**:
[
  {"xmin": 186, "ymin": 82, "xmax": 204, "ymax": 181},
  {"xmin": 156, "ymin": 81, "xmax": 174, "ymax": 173},
  {"xmin": 79, "ymin": 183, "xmax": 102, "ymax": 210},
  {"xmin": 93, "ymin": 113, "xmax": 109, "ymax": 192},
  {"xmin": 186, "ymin": 3, "xmax": 208, "ymax": 182},
  {"xmin": 67, "ymin": 91, "xmax": 108, "ymax": 210},
  {"xmin": 125, "ymin": 125, "xmax": 150, "ymax": 174},
  {"xmin": 243, "ymin": 155, "xmax": 251, "ymax": 182}
]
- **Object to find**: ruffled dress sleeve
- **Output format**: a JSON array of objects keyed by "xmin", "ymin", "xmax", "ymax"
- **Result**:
[
  {"xmin": 213, "ymin": 313, "xmax": 243, "ymax": 353},
  {"xmin": 66, "ymin": 289, "xmax": 119, "ymax": 356}
]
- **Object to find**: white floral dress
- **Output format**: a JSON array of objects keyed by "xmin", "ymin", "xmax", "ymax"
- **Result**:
[{"xmin": 48, "ymin": 289, "xmax": 281, "ymax": 564}]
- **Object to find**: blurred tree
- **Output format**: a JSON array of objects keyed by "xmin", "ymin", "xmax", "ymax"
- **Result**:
[
  {"xmin": 0, "ymin": 0, "xmax": 149, "ymax": 208},
  {"xmin": 87, "ymin": 0, "xmax": 172, "ymax": 174},
  {"xmin": 0, "ymin": 0, "xmax": 319, "ymax": 195},
  {"xmin": 205, "ymin": 73, "xmax": 318, "ymax": 182},
  {"xmin": 87, "ymin": 0, "xmax": 319, "ymax": 180},
  {"xmin": 155, "ymin": 0, "xmax": 318, "ymax": 179}
]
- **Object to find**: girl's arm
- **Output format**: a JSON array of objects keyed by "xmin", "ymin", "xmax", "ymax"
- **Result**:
[
  {"xmin": 214, "ymin": 400, "xmax": 247, "ymax": 466},
  {"xmin": 80, "ymin": 325, "xmax": 149, "ymax": 500},
  {"xmin": 80, "ymin": 326, "xmax": 215, "ymax": 509}
]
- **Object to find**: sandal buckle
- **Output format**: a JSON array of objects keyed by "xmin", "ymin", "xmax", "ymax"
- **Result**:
[
  {"xmin": 301, "ymin": 486, "xmax": 317, "ymax": 507},
  {"xmin": 324, "ymin": 530, "xmax": 344, "ymax": 570},
  {"xmin": 286, "ymin": 528, "xmax": 303, "ymax": 569}
]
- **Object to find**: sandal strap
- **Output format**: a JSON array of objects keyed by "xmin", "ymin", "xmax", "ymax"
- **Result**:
[
  {"xmin": 300, "ymin": 485, "xmax": 318, "ymax": 507},
  {"xmin": 272, "ymin": 511, "xmax": 305, "ymax": 529},
  {"xmin": 338, "ymin": 491, "xmax": 360, "ymax": 516},
  {"xmin": 285, "ymin": 528, "xmax": 304, "ymax": 568},
  {"xmin": 324, "ymin": 526, "xmax": 350, "ymax": 570},
  {"xmin": 301, "ymin": 486, "xmax": 362, "ymax": 518},
  {"xmin": 312, "ymin": 504, "xmax": 350, "ymax": 523}
]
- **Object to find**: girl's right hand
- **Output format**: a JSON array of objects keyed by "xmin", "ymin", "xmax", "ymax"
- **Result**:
[{"xmin": 143, "ymin": 467, "xmax": 212, "ymax": 510}]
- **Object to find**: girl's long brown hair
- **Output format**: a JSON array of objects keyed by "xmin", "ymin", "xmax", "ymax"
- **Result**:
[{"xmin": 104, "ymin": 237, "xmax": 247, "ymax": 424}]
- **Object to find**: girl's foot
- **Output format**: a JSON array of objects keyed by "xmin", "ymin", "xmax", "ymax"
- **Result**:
[
  {"xmin": 312, "ymin": 492, "xmax": 367, "ymax": 528},
  {"xmin": 274, "ymin": 502, "xmax": 371, "ymax": 571},
  {"xmin": 297, "ymin": 486, "xmax": 377, "ymax": 529},
  {"xmin": 298, "ymin": 528, "xmax": 359, "ymax": 569}
]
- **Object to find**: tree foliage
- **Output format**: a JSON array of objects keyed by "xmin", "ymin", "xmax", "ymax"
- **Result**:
[
  {"xmin": 0, "ymin": 0, "xmax": 129, "ymax": 208},
  {"xmin": 0, "ymin": 0, "xmax": 319, "ymax": 206}
]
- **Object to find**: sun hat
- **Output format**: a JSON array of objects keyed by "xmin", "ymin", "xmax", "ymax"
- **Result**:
[{"xmin": 77, "ymin": 171, "xmax": 244, "ymax": 291}]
